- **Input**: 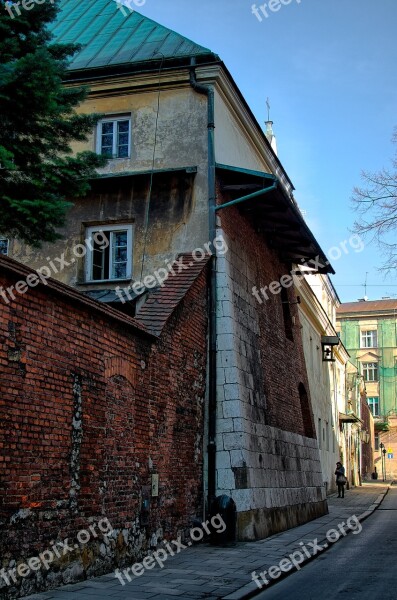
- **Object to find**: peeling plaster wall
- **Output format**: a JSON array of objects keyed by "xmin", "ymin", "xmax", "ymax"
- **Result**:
[{"xmin": 9, "ymin": 86, "xmax": 209, "ymax": 287}]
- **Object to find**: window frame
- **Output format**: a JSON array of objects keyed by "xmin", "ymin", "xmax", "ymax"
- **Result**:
[
  {"xmin": 96, "ymin": 116, "xmax": 132, "ymax": 159},
  {"xmin": 0, "ymin": 238, "xmax": 9, "ymax": 256},
  {"xmin": 360, "ymin": 330, "xmax": 378, "ymax": 348},
  {"xmin": 362, "ymin": 361, "xmax": 379, "ymax": 382},
  {"xmin": 85, "ymin": 224, "xmax": 133, "ymax": 283},
  {"xmin": 367, "ymin": 396, "xmax": 380, "ymax": 417}
]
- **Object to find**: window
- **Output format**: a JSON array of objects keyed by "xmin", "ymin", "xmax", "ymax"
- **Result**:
[
  {"xmin": 97, "ymin": 117, "xmax": 131, "ymax": 158},
  {"xmin": 375, "ymin": 433, "xmax": 379, "ymax": 451},
  {"xmin": 85, "ymin": 225, "xmax": 133, "ymax": 282},
  {"xmin": 298, "ymin": 383, "xmax": 314, "ymax": 438},
  {"xmin": 362, "ymin": 362, "xmax": 378, "ymax": 382},
  {"xmin": 361, "ymin": 330, "xmax": 378, "ymax": 348},
  {"xmin": 0, "ymin": 238, "xmax": 9, "ymax": 256},
  {"xmin": 367, "ymin": 396, "xmax": 380, "ymax": 417}
]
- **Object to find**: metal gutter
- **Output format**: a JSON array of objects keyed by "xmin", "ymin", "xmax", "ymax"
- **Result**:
[
  {"xmin": 215, "ymin": 162, "xmax": 276, "ymax": 181},
  {"xmin": 215, "ymin": 163, "xmax": 334, "ymax": 274},
  {"xmin": 215, "ymin": 182, "xmax": 278, "ymax": 211},
  {"xmin": 189, "ymin": 58, "xmax": 217, "ymax": 514},
  {"xmin": 93, "ymin": 166, "xmax": 197, "ymax": 180},
  {"xmin": 63, "ymin": 57, "xmax": 221, "ymax": 84}
]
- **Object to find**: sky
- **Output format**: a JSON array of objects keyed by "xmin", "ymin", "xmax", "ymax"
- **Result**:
[{"xmin": 123, "ymin": 0, "xmax": 397, "ymax": 302}]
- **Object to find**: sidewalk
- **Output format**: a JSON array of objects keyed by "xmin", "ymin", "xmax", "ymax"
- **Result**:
[{"xmin": 24, "ymin": 482, "xmax": 391, "ymax": 600}]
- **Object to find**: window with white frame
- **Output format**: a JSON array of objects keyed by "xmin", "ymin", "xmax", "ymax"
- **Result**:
[
  {"xmin": 367, "ymin": 396, "xmax": 380, "ymax": 417},
  {"xmin": 361, "ymin": 330, "xmax": 378, "ymax": 348},
  {"xmin": 85, "ymin": 225, "xmax": 133, "ymax": 282},
  {"xmin": 362, "ymin": 362, "xmax": 379, "ymax": 382},
  {"xmin": 0, "ymin": 238, "xmax": 9, "ymax": 255},
  {"xmin": 97, "ymin": 117, "xmax": 131, "ymax": 158}
]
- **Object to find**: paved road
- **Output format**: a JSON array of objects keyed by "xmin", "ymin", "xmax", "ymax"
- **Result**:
[{"xmin": 255, "ymin": 486, "xmax": 397, "ymax": 600}]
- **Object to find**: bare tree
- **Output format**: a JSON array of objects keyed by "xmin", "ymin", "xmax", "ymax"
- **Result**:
[{"xmin": 352, "ymin": 128, "xmax": 397, "ymax": 271}]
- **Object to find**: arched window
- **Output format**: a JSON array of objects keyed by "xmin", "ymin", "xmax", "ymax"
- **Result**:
[{"xmin": 298, "ymin": 382, "xmax": 315, "ymax": 438}]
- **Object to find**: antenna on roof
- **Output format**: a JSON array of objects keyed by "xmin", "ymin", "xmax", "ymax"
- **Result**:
[{"xmin": 363, "ymin": 272, "xmax": 368, "ymax": 300}]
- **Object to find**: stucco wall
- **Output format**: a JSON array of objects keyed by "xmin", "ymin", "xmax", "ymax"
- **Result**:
[
  {"xmin": 214, "ymin": 90, "xmax": 273, "ymax": 174},
  {"xmin": 9, "ymin": 85, "xmax": 210, "ymax": 287},
  {"xmin": 298, "ymin": 308, "xmax": 339, "ymax": 493}
]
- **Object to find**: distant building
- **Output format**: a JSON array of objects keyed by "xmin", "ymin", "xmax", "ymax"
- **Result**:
[
  {"xmin": 298, "ymin": 273, "xmax": 374, "ymax": 490},
  {"xmin": 337, "ymin": 299, "xmax": 397, "ymax": 479}
]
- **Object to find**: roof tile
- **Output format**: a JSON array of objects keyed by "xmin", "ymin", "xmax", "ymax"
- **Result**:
[{"xmin": 135, "ymin": 253, "xmax": 210, "ymax": 336}]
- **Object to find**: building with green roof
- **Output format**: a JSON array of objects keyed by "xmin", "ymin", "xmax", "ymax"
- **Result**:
[{"xmin": 8, "ymin": 0, "xmax": 336, "ymax": 559}]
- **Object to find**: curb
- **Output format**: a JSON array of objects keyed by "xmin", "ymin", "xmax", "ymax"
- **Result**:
[{"xmin": 222, "ymin": 484, "xmax": 392, "ymax": 600}]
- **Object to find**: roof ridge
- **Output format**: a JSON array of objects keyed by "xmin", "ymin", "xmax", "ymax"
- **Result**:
[{"xmin": 110, "ymin": 1, "xmax": 214, "ymax": 55}]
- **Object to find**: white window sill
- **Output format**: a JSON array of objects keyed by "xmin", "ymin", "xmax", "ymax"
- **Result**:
[{"xmin": 79, "ymin": 278, "xmax": 132, "ymax": 285}]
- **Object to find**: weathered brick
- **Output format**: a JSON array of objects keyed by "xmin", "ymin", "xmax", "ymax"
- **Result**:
[{"xmin": 0, "ymin": 260, "xmax": 209, "ymax": 593}]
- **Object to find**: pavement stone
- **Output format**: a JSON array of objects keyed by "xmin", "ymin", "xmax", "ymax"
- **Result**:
[{"xmin": 22, "ymin": 482, "xmax": 391, "ymax": 600}]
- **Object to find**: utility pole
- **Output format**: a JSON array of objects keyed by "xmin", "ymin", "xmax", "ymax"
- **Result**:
[{"xmin": 379, "ymin": 442, "xmax": 386, "ymax": 481}]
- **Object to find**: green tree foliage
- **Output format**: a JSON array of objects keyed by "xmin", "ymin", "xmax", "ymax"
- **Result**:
[{"xmin": 0, "ymin": 0, "xmax": 106, "ymax": 247}]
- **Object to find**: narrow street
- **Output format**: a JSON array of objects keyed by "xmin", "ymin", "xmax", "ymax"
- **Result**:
[
  {"xmin": 21, "ymin": 483, "xmax": 388, "ymax": 600},
  {"xmin": 256, "ymin": 486, "xmax": 397, "ymax": 600}
]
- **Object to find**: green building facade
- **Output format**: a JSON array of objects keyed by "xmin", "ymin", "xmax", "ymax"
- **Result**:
[
  {"xmin": 337, "ymin": 300, "xmax": 397, "ymax": 421},
  {"xmin": 337, "ymin": 299, "xmax": 397, "ymax": 474}
]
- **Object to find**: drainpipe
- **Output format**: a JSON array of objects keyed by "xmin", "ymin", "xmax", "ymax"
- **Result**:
[
  {"xmin": 189, "ymin": 59, "xmax": 217, "ymax": 513},
  {"xmin": 215, "ymin": 182, "xmax": 278, "ymax": 212}
]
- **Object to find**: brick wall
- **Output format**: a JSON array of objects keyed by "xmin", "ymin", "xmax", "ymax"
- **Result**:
[
  {"xmin": 214, "ymin": 203, "xmax": 327, "ymax": 540},
  {"xmin": 0, "ymin": 259, "xmax": 208, "ymax": 598}
]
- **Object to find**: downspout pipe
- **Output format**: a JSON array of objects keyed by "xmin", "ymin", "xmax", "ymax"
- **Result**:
[
  {"xmin": 215, "ymin": 181, "xmax": 278, "ymax": 211},
  {"xmin": 189, "ymin": 58, "xmax": 217, "ymax": 513}
]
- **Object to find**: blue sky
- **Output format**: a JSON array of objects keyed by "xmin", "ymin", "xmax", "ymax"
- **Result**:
[{"xmin": 127, "ymin": 0, "xmax": 397, "ymax": 302}]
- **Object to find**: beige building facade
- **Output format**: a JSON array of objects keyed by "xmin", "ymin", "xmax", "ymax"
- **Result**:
[{"xmin": 299, "ymin": 273, "xmax": 374, "ymax": 490}]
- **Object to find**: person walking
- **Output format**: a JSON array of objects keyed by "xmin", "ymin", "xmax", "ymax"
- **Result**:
[{"xmin": 335, "ymin": 462, "xmax": 346, "ymax": 498}]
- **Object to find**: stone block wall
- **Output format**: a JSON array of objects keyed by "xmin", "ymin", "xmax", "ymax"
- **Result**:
[{"xmin": 215, "ymin": 204, "xmax": 327, "ymax": 540}]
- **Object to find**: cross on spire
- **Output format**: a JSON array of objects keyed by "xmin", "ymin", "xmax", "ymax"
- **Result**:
[{"xmin": 266, "ymin": 97, "xmax": 271, "ymax": 122}]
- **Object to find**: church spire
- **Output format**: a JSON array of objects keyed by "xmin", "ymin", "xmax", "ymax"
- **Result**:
[{"xmin": 264, "ymin": 98, "xmax": 278, "ymax": 156}]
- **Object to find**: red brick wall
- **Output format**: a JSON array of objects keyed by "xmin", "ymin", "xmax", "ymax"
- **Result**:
[
  {"xmin": 0, "ymin": 263, "xmax": 208, "ymax": 594},
  {"xmin": 219, "ymin": 204, "xmax": 315, "ymax": 439}
]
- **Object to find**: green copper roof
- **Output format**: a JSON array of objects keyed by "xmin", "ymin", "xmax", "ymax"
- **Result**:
[{"xmin": 49, "ymin": 0, "xmax": 217, "ymax": 71}]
